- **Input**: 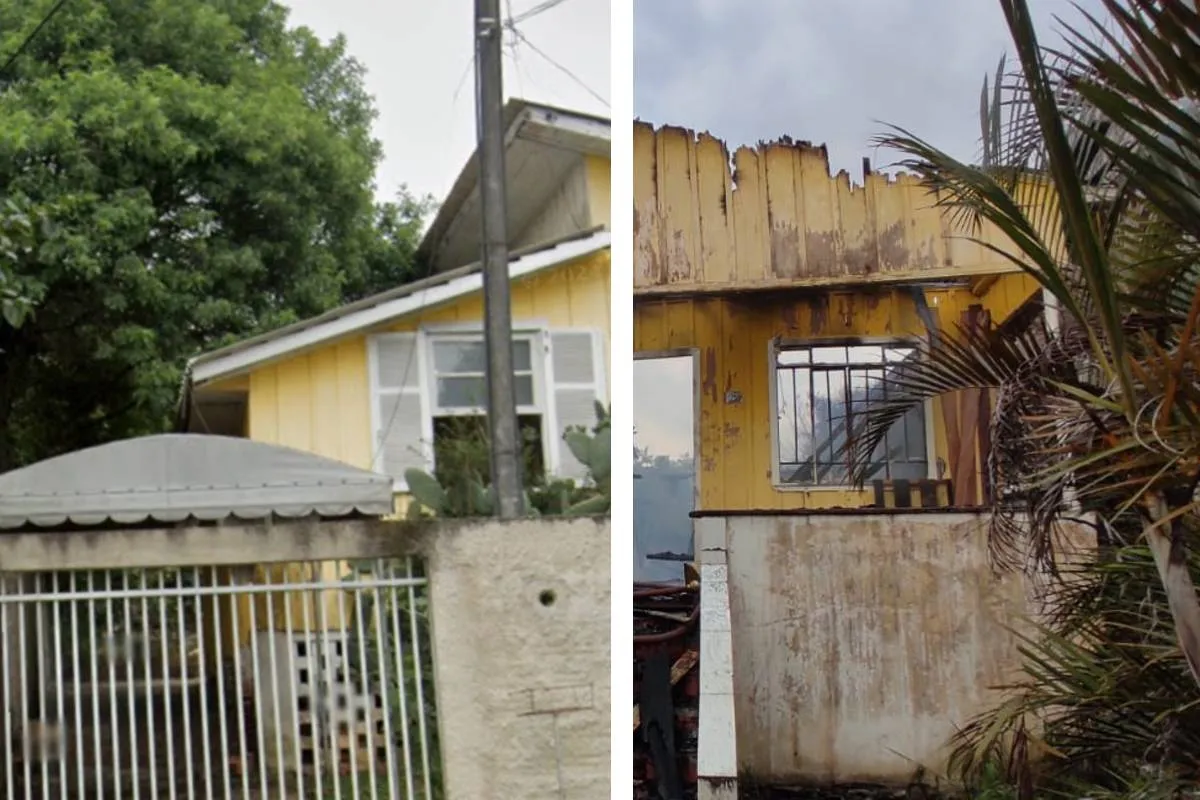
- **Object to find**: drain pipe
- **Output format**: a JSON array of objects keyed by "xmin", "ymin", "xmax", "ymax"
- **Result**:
[{"xmin": 693, "ymin": 517, "xmax": 738, "ymax": 800}]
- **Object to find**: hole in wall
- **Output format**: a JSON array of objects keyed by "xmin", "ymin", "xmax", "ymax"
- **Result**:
[{"xmin": 538, "ymin": 589, "xmax": 556, "ymax": 607}]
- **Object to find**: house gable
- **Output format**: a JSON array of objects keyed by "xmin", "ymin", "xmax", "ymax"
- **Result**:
[
  {"xmin": 418, "ymin": 100, "xmax": 611, "ymax": 273},
  {"xmin": 188, "ymin": 246, "xmax": 611, "ymax": 491}
]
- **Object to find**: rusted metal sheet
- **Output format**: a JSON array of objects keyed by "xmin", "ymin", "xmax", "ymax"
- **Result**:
[{"xmin": 634, "ymin": 121, "xmax": 1032, "ymax": 295}]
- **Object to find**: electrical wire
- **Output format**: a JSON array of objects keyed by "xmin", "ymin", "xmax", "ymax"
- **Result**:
[
  {"xmin": 0, "ymin": 0, "xmax": 72, "ymax": 81},
  {"xmin": 507, "ymin": 26, "xmax": 609, "ymax": 109},
  {"xmin": 509, "ymin": 0, "xmax": 571, "ymax": 26}
]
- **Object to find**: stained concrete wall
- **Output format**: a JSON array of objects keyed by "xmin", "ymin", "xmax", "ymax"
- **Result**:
[
  {"xmin": 712, "ymin": 512, "xmax": 1084, "ymax": 786},
  {"xmin": 425, "ymin": 517, "xmax": 611, "ymax": 800}
]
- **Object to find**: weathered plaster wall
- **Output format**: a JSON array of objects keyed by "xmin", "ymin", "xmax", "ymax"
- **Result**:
[
  {"xmin": 426, "ymin": 517, "xmax": 611, "ymax": 800},
  {"xmin": 712, "ymin": 512, "xmax": 1083, "ymax": 785}
]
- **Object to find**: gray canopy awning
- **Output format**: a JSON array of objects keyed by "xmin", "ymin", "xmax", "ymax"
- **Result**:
[{"xmin": 0, "ymin": 434, "xmax": 395, "ymax": 530}]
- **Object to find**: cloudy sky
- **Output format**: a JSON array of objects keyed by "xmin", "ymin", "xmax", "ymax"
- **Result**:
[
  {"xmin": 632, "ymin": 0, "xmax": 1106, "ymax": 462},
  {"xmin": 283, "ymin": 0, "xmax": 611, "ymax": 204}
]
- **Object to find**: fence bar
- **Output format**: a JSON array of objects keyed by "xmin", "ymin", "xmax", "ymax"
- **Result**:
[
  {"xmin": 263, "ymin": 572, "xmax": 287, "ymax": 800},
  {"xmin": 140, "ymin": 586, "xmax": 159, "ymax": 800},
  {"xmin": 245, "ymin": 575, "xmax": 269, "ymax": 800},
  {"xmin": 404, "ymin": 560, "xmax": 434, "ymax": 799},
  {"xmin": 193, "ymin": 567, "xmax": 215, "ymax": 800},
  {"xmin": 158, "ymin": 571, "xmax": 179, "ymax": 800},
  {"xmin": 226, "ymin": 570, "xmax": 252, "ymax": 800},
  {"xmin": 2, "ymin": 586, "xmax": 13, "ymax": 800},
  {"xmin": 122, "ymin": 584, "xmax": 140, "ymax": 800},
  {"xmin": 316, "ymin": 571, "xmax": 343, "ymax": 800},
  {"xmin": 353, "ymin": 576, "xmax": 380, "ymax": 800},
  {"xmin": 280, "ymin": 571, "xmax": 306, "ymax": 800},
  {"xmin": 208, "ymin": 567, "xmax": 232, "ymax": 800}
]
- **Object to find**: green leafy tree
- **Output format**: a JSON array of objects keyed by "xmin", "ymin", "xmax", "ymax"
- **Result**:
[{"xmin": 0, "ymin": 0, "xmax": 429, "ymax": 470}]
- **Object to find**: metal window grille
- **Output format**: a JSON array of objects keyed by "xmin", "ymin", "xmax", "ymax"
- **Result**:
[
  {"xmin": 775, "ymin": 343, "xmax": 929, "ymax": 486},
  {"xmin": 0, "ymin": 559, "xmax": 441, "ymax": 800}
]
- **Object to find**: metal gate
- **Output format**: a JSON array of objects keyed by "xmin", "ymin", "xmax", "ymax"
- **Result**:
[{"xmin": 0, "ymin": 558, "xmax": 441, "ymax": 800}]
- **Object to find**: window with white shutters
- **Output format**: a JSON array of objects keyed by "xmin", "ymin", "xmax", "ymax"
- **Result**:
[
  {"xmin": 368, "ymin": 333, "xmax": 430, "ymax": 489},
  {"xmin": 547, "ymin": 329, "xmax": 605, "ymax": 481},
  {"xmin": 368, "ymin": 326, "xmax": 607, "ymax": 489}
]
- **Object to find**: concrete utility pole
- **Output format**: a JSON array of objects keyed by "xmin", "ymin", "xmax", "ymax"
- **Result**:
[{"xmin": 474, "ymin": 0, "xmax": 525, "ymax": 518}]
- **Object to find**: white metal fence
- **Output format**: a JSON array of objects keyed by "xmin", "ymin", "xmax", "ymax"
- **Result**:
[{"xmin": 0, "ymin": 558, "xmax": 441, "ymax": 800}]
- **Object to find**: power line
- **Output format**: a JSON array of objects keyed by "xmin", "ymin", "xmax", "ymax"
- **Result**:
[
  {"xmin": 507, "ymin": 26, "xmax": 608, "ymax": 109},
  {"xmin": 0, "ymin": 0, "xmax": 72, "ymax": 81},
  {"xmin": 509, "ymin": 0, "xmax": 571, "ymax": 26}
]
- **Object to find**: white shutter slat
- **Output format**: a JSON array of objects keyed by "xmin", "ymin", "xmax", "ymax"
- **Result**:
[
  {"xmin": 549, "ymin": 330, "xmax": 602, "ymax": 481},
  {"xmin": 376, "ymin": 335, "xmax": 420, "ymax": 390},
  {"xmin": 371, "ymin": 333, "xmax": 429, "ymax": 489},
  {"xmin": 377, "ymin": 393, "xmax": 427, "ymax": 481}
]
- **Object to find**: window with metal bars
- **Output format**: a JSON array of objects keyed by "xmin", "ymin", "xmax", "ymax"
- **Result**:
[{"xmin": 774, "ymin": 342, "xmax": 929, "ymax": 486}]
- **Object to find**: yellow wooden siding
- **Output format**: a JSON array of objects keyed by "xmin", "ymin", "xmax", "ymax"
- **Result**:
[
  {"xmin": 585, "ymin": 154, "xmax": 611, "ymax": 229},
  {"xmin": 633, "ymin": 121, "xmax": 1055, "ymax": 295},
  {"xmin": 634, "ymin": 285, "xmax": 1028, "ymax": 512},
  {"xmin": 246, "ymin": 248, "xmax": 611, "ymax": 470}
]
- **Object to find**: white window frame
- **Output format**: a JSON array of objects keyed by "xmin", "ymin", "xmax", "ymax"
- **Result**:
[
  {"xmin": 421, "ymin": 321, "xmax": 554, "ymax": 482},
  {"xmin": 368, "ymin": 320, "xmax": 605, "ymax": 489},
  {"xmin": 767, "ymin": 336, "xmax": 936, "ymax": 491}
]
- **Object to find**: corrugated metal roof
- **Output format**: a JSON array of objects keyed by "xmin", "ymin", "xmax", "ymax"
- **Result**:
[{"xmin": 0, "ymin": 434, "xmax": 395, "ymax": 530}]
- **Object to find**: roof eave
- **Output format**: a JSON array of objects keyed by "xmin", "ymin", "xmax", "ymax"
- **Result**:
[
  {"xmin": 416, "ymin": 99, "xmax": 611, "ymax": 270},
  {"xmin": 187, "ymin": 228, "xmax": 611, "ymax": 388}
]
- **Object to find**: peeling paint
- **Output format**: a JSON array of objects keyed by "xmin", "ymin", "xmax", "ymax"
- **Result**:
[{"xmin": 634, "ymin": 122, "xmax": 1053, "ymax": 293}]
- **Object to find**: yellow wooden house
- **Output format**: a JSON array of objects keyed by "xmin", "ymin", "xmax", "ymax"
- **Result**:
[
  {"xmin": 172, "ymin": 101, "xmax": 609, "ymax": 772},
  {"xmin": 634, "ymin": 121, "xmax": 1065, "ymax": 790},
  {"xmin": 182, "ymin": 100, "xmax": 612, "ymax": 493},
  {"xmin": 633, "ymin": 121, "xmax": 1043, "ymax": 512}
]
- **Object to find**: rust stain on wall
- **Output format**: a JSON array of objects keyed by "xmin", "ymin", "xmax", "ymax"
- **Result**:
[{"xmin": 723, "ymin": 513, "xmax": 1092, "ymax": 785}]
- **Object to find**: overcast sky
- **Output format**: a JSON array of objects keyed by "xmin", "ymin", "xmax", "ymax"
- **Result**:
[
  {"xmin": 632, "ymin": 0, "xmax": 1106, "ymax": 461},
  {"xmin": 283, "ymin": 0, "xmax": 611, "ymax": 204}
]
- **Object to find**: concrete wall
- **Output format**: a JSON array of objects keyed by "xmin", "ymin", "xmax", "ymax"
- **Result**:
[
  {"xmin": 426, "ymin": 517, "xmax": 611, "ymax": 800},
  {"xmin": 708, "ymin": 512, "xmax": 1080, "ymax": 785}
]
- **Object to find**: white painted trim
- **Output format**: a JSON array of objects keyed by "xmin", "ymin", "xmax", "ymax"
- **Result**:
[
  {"xmin": 366, "ymin": 331, "xmax": 431, "ymax": 493},
  {"xmin": 419, "ymin": 319, "xmax": 551, "ymax": 335},
  {"xmin": 541, "ymin": 330, "xmax": 563, "ymax": 477},
  {"xmin": 693, "ymin": 517, "xmax": 738, "ymax": 788},
  {"xmin": 190, "ymin": 232, "xmax": 611, "ymax": 385},
  {"xmin": 522, "ymin": 112, "xmax": 611, "ymax": 149},
  {"xmin": 590, "ymin": 326, "xmax": 608, "ymax": 404},
  {"xmin": 767, "ymin": 336, "xmax": 782, "ymax": 488}
]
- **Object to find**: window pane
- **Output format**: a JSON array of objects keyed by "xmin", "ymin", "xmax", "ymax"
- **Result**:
[
  {"xmin": 812, "ymin": 347, "xmax": 849, "ymax": 365},
  {"xmin": 433, "ymin": 338, "xmax": 532, "ymax": 373},
  {"xmin": 515, "ymin": 374, "xmax": 534, "ymax": 406},
  {"xmin": 513, "ymin": 340, "xmax": 532, "ymax": 371},
  {"xmin": 846, "ymin": 346, "xmax": 885, "ymax": 364},
  {"xmin": 433, "ymin": 340, "xmax": 486, "ymax": 373},
  {"xmin": 775, "ymin": 343, "xmax": 926, "ymax": 486},
  {"xmin": 438, "ymin": 376, "xmax": 487, "ymax": 408},
  {"xmin": 778, "ymin": 348, "xmax": 809, "ymax": 366},
  {"xmin": 439, "ymin": 374, "xmax": 534, "ymax": 409}
]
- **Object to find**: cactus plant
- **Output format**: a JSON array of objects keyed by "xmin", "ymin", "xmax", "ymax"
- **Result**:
[{"xmin": 404, "ymin": 402, "xmax": 611, "ymax": 518}]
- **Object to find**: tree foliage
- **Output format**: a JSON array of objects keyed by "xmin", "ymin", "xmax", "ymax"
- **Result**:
[
  {"xmin": 0, "ymin": 0, "xmax": 431, "ymax": 470},
  {"xmin": 850, "ymin": 0, "xmax": 1200, "ymax": 793}
]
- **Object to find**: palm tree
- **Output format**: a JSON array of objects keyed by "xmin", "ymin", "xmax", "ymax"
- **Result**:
[{"xmin": 846, "ymin": 0, "xmax": 1200, "ymax": 788}]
